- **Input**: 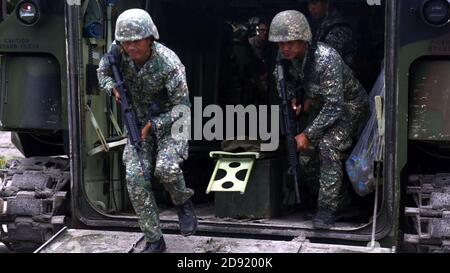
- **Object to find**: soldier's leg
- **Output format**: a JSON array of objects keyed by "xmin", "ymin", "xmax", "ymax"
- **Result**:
[
  {"xmin": 123, "ymin": 142, "xmax": 162, "ymax": 243},
  {"xmin": 154, "ymin": 136, "xmax": 196, "ymax": 236},
  {"xmin": 154, "ymin": 136, "xmax": 194, "ymax": 205},
  {"xmin": 313, "ymin": 106, "xmax": 369, "ymax": 228},
  {"xmin": 297, "ymin": 144, "xmax": 320, "ymax": 213},
  {"xmin": 312, "ymin": 127, "xmax": 353, "ymax": 229},
  {"xmin": 317, "ymin": 123, "xmax": 354, "ymax": 212},
  {"xmin": 299, "ymin": 144, "xmax": 320, "ymax": 197}
]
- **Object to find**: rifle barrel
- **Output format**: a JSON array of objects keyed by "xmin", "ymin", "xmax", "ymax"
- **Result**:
[
  {"xmin": 277, "ymin": 61, "xmax": 302, "ymax": 203},
  {"xmin": 107, "ymin": 47, "xmax": 150, "ymax": 181}
]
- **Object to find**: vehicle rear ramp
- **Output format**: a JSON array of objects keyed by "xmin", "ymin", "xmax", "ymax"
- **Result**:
[{"xmin": 34, "ymin": 227, "xmax": 391, "ymax": 253}]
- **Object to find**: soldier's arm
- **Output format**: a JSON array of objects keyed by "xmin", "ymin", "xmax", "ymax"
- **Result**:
[
  {"xmin": 303, "ymin": 52, "xmax": 344, "ymax": 140},
  {"xmin": 323, "ymin": 26, "xmax": 353, "ymax": 59},
  {"xmin": 97, "ymin": 55, "xmax": 116, "ymax": 97},
  {"xmin": 149, "ymin": 63, "xmax": 191, "ymax": 136}
]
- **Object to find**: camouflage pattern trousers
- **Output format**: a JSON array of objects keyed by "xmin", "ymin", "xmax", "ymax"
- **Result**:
[
  {"xmin": 123, "ymin": 134, "xmax": 194, "ymax": 243},
  {"xmin": 299, "ymin": 109, "xmax": 368, "ymax": 212}
]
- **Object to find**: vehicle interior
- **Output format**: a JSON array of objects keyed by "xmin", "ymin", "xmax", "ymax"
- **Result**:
[
  {"xmin": 0, "ymin": 0, "xmax": 388, "ymax": 244},
  {"xmin": 72, "ymin": 0, "xmax": 387, "ymax": 243}
]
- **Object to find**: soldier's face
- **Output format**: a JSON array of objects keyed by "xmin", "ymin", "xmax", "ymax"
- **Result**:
[
  {"xmin": 121, "ymin": 38, "xmax": 152, "ymax": 64},
  {"xmin": 278, "ymin": 40, "xmax": 307, "ymax": 60},
  {"xmin": 308, "ymin": 1, "xmax": 328, "ymax": 20}
]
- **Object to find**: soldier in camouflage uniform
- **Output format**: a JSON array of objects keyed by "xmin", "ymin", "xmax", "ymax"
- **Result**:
[
  {"xmin": 308, "ymin": 0, "xmax": 357, "ymax": 69},
  {"xmin": 269, "ymin": 10, "xmax": 369, "ymax": 229},
  {"xmin": 97, "ymin": 9, "xmax": 197, "ymax": 252}
]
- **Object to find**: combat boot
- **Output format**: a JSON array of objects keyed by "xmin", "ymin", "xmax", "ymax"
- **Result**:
[
  {"xmin": 176, "ymin": 199, "xmax": 198, "ymax": 236},
  {"xmin": 312, "ymin": 207, "xmax": 336, "ymax": 229},
  {"xmin": 141, "ymin": 237, "xmax": 166, "ymax": 253}
]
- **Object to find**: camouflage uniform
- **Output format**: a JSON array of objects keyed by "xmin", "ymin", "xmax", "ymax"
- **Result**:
[
  {"xmin": 314, "ymin": 9, "xmax": 356, "ymax": 69},
  {"xmin": 270, "ymin": 10, "xmax": 369, "ymax": 212},
  {"xmin": 97, "ymin": 10, "xmax": 193, "ymax": 243}
]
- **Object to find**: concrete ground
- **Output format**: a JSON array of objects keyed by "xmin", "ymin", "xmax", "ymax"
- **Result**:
[{"xmin": 0, "ymin": 132, "xmax": 23, "ymax": 159}]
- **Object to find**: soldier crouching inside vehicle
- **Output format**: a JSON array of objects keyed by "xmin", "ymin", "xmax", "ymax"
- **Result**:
[
  {"xmin": 269, "ymin": 10, "xmax": 369, "ymax": 229},
  {"xmin": 97, "ymin": 8, "xmax": 197, "ymax": 253},
  {"xmin": 307, "ymin": 0, "xmax": 357, "ymax": 69}
]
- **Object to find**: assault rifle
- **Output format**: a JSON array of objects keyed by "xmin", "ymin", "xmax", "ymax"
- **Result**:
[
  {"xmin": 106, "ymin": 44, "xmax": 150, "ymax": 180},
  {"xmin": 276, "ymin": 59, "xmax": 301, "ymax": 203}
]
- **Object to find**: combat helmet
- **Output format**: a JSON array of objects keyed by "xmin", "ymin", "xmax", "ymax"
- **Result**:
[
  {"xmin": 115, "ymin": 9, "xmax": 159, "ymax": 42},
  {"xmin": 268, "ymin": 10, "xmax": 312, "ymax": 43}
]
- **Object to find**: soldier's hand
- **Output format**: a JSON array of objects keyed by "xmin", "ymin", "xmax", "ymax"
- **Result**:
[
  {"xmin": 291, "ymin": 99, "xmax": 302, "ymax": 117},
  {"xmin": 295, "ymin": 133, "xmax": 310, "ymax": 152},
  {"xmin": 141, "ymin": 121, "xmax": 152, "ymax": 140},
  {"xmin": 112, "ymin": 87, "xmax": 121, "ymax": 104}
]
